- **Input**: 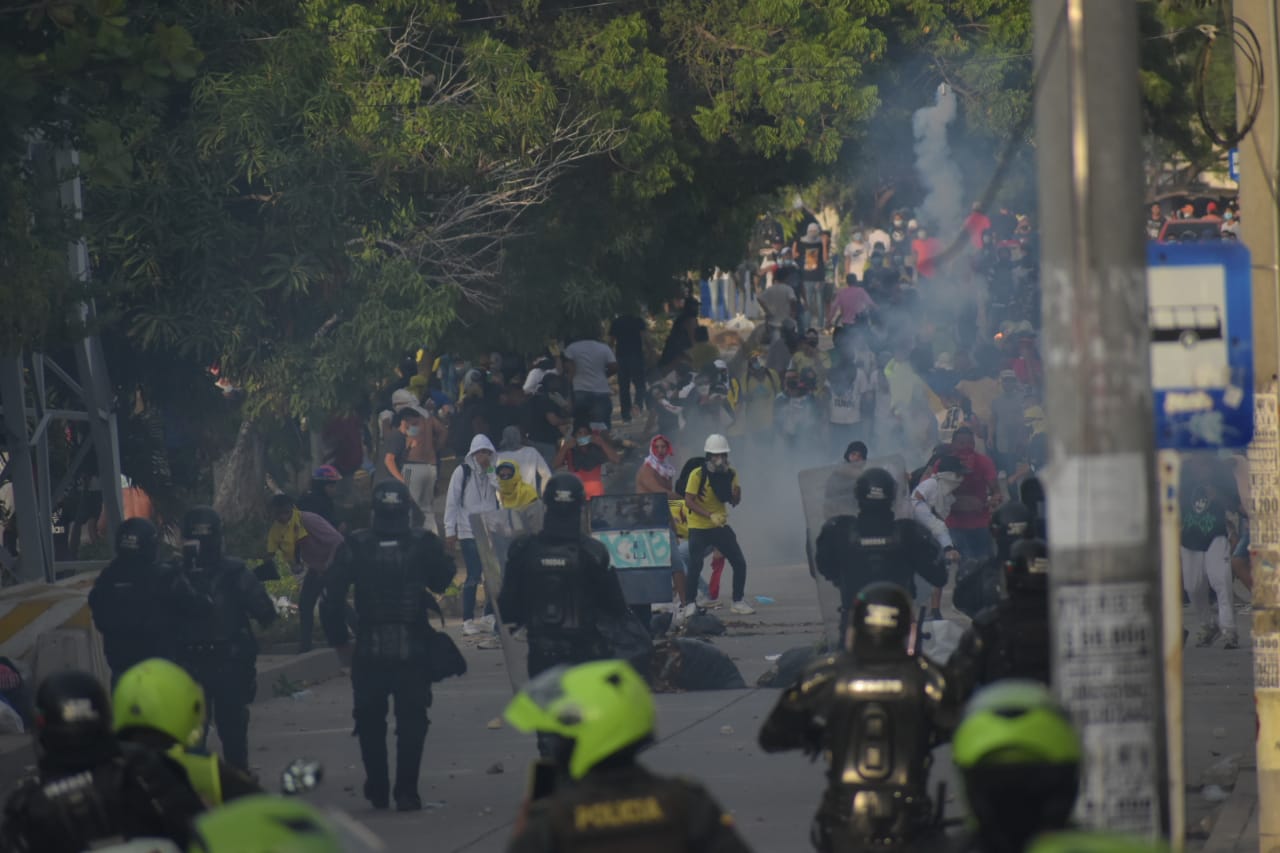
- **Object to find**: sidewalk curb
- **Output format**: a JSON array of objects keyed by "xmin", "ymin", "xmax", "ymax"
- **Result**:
[
  {"xmin": 255, "ymin": 648, "xmax": 345, "ymax": 701},
  {"xmin": 1204, "ymin": 769, "xmax": 1259, "ymax": 853}
]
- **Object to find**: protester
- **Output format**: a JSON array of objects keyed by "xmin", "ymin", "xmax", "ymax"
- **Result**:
[
  {"xmin": 384, "ymin": 403, "xmax": 448, "ymax": 534},
  {"xmin": 444, "ymin": 434, "xmax": 500, "ymax": 636},
  {"xmin": 265, "ymin": 493, "xmax": 344, "ymax": 653},
  {"xmin": 563, "ymin": 332, "xmax": 618, "ymax": 430},
  {"xmin": 497, "ymin": 425, "xmax": 553, "ymax": 496},
  {"xmin": 609, "ymin": 311, "xmax": 649, "ymax": 424},
  {"xmin": 496, "ymin": 461, "xmax": 540, "ymax": 510},
  {"xmin": 553, "ymin": 421, "xmax": 621, "ymax": 501},
  {"xmin": 944, "ymin": 427, "xmax": 1000, "ymax": 563},
  {"xmin": 683, "ymin": 435, "xmax": 753, "ymax": 616},
  {"xmin": 296, "ymin": 465, "xmax": 343, "ymax": 531}
]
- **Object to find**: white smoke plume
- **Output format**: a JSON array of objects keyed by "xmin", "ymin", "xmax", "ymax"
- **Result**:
[{"xmin": 912, "ymin": 84, "xmax": 965, "ymax": 237}]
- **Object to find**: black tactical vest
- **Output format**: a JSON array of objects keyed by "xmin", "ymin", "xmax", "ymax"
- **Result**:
[
  {"xmin": 351, "ymin": 532, "xmax": 430, "ymax": 662},
  {"xmin": 820, "ymin": 656, "xmax": 943, "ymax": 846},
  {"xmin": 527, "ymin": 541, "xmax": 587, "ymax": 635},
  {"xmin": 840, "ymin": 523, "xmax": 905, "ymax": 610}
]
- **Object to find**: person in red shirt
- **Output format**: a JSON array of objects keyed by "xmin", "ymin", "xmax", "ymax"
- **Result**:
[
  {"xmin": 944, "ymin": 427, "xmax": 1001, "ymax": 562},
  {"xmin": 964, "ymin": 203, "xmax": 992, "ymax": 250},
  {"xmin": 912, "ymin": 227, "xmax": 942, "ymax": 279}
]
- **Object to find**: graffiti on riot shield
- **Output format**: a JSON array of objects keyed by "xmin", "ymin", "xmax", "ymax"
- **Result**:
[
  {"xmin": 472, "ymin": 503, "xmax": 545, "ymax": 691},
  {"xmin": 797, "ymin": 456, "xmax": 910, "ymax": 649},
  {"xmin": 588, "ymin": 494, "xmax": 673, "ymax": 605}
]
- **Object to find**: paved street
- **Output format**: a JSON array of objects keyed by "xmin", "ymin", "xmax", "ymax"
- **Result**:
[{"xmin": 233, "ymin": 555, "xmax": 1258, "ymax": 852}]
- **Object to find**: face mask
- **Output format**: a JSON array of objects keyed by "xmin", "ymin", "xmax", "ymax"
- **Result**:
[
  {"xmin": 576, "ymin": 435, "xmax": 592, "ymax": 446},
  {"xmin": 937, "ymin": 472, "xmax": 963, "ymax": 491},
  {"xmin": 706, "ymin": 456, "xmax": 728, "ymax": 473},
  {"xmin": 406, "ymin": 426, "xmax": 420, "ymax": 437},
  {"xmin": 750, "ymin": 358, "xmax": 763, "ymax": 371},
  {"xmin": 1225, "ymin": 212, "xmax": 1234, "ymax": 221},
  {"xmin": 852, "ymin": 233, "xmax": 864, "ymax": 242}
]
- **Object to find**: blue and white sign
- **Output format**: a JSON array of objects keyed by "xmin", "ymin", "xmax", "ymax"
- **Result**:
[
  {"xmin": 1148, "ymin": 242, "xmax": 1253, "ymax": 449},
  {"xmin": 1229, "ymin": 148, "xmax": 1239, "ymax": 182}
]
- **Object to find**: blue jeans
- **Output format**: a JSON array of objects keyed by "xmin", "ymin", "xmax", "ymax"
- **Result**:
[
  {"xmin": 951, "ymin": 527, "xmax": 993, "ymax": 562},
  {"xmin": 458, "ymin": 538, "xmax": 493, "ymax": 621}
]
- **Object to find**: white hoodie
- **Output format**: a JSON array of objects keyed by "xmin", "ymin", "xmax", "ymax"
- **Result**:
[
  {"xmin": 911, "ymin": 473, "xmax": 961, "ymax": 550},
  {"xmin": 444, "ymin": 434, "xmax": 499, "ymax": 539}
]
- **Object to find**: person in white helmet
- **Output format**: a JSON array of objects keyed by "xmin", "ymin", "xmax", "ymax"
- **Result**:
[{"xmin": 683, "ymin": 434, "xmax": 754, "ymax": 616}]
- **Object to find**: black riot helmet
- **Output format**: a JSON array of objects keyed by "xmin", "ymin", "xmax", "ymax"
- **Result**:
[
  {"xmin": 182, "ymin": 506, "xmax": 224, "ymax": 567},
  {"xmin": 854, "ymin": 468, "xmax": 897, "ymax": 517},
  {"xmin": 848, "ymin": 582, "xmax": 914, "ymax": 656},
  {"xmin": 114, "ymin": 518, "xmax": 158, "ymax": 567},
  {"xmin": 542, "ymin": 473, "xmax": 585, "ymax": 540},
  {"xmin": 990, "ymin": 502, "xmax": 1033, "ymax": 562},
  {"xmin": 33, "ymin": 670, "xmax": 115, "ymax": 768},
  {"xmin": 371, "ymin": 480, "xmax": 412, "ymax": 535},
  {"xmin": 1006, "ymin": 538, "xmax": 1049, "ymax": 596}
]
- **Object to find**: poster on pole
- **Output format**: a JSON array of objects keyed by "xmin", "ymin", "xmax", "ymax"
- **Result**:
[
  {"xmin": 1054, "ymin": 581, "xmax": 1161, "ymax": 834},
  {"xmin": 1249, "ymin": 392, "xmax": 1280, "ymax": 549}
]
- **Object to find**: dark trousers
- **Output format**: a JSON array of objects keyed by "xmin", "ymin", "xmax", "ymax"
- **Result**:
[
  {"xmin": 352, "ymin": 658, "xmax": 432, "ymax": 801},
  {"xmin": 299, "ymin": 570, "xmax": 355, "ymax": 651},
  {"xmin": 687, "ymin": 526, "xmax": 748, "ymax": 602},
  {"xmin": 617, "ymin": 357, "xmax": 646, "ymax": 421},
  {"xmin": 459, "ymin": 538, "xmax": 494, "ymax": 622},
  {"xmin": 191, "ymin": 662, "xmax": 256, "ymax": 771}
]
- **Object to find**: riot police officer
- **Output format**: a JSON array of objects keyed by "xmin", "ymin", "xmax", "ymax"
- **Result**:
[
  {"xmin": 89, "ymin": 517, "xmax": 167, "ymax": 683},
  {"xmin": 815, "ymin": 468, "xmax": 946, "ymax": 634},
  {"xmin": 953, "ymin": 501, "xmax": 1034, "ymax": 620},
  {"xmin": 952, "ymin": 536, "xmax": 1051, "ymax": 694},
  {"xmin": 498, "ymin": 473, "xmax": 631, "ymax": 680},
  {"xmin": 504, "ymin": 659, "xmax": 753, "ymax": 853},
  {"xmin": 321, "ymin": 479, "xmax": 456, "ymax": 812},
  {"xmin": 759, "ymin": 583, "xmax": 961, "ymax": 852},
  {"xmin": 113, "ymin": 658, "xmax": 261, "ymax": 806},
  {"xmin": 168, "ymin": 506, "xmax": 276, "ymax": 772},
  {"xmin": 952, "ymin": 681, "xmax": 1080, "ymax": 853},
  {"xmin": 0, "ymin": 670, "xmax": 205, "ymax": 852}
]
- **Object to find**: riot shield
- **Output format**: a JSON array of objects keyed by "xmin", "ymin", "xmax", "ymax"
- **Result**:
[
  {"xmin": 797, "ymin": 456, "xmax": 910, "ymax": 648},
  {"xmin": 587, "ymin": 494, "xmax": 673, "ymax": 606},
  {"xmin": 471, "ymin": 503, "xmax": 545, "ymax": 691}
]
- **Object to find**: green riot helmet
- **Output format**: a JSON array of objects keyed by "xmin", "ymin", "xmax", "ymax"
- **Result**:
[
  {"xmin": 953, "ymin": 681, "xmax": 1081, "ymax": 853},
  {"xmin": 371, "ymin": 480, "xmax": 412, "ymax": 535},
  {"xmin": 187, "ymin": 795, "xmax": 346, "ymax": 853}
]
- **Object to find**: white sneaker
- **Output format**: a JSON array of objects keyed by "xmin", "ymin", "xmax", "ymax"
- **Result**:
[
  {"xmin": 730, "ymin": 600, "xmax": 756, "ymax": 615},
  {"xmin": 680, "ymin": 603, "xmax": 698, "ymax": 620},
  {"xmin": 481, "ymin": 613, "xmax": 497, "ymax": 630},
  {"xmin": 462, "ymin": 619, "xmax": 483, "ymax": 636}
]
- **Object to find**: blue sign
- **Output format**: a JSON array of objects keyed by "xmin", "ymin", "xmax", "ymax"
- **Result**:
[
  {"xmin": 1148, "ymin": 242, "xmax": 1253, "ymax": 450},
  {"xmin": 1229, "ymin": 148, "xmax": 1239, "ymax": 182}
]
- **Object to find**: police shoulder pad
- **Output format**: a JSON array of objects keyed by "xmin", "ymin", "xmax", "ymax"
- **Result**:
[{"xmin": 580, "ymin": 537, "xmax": 611, "ymax": 566}]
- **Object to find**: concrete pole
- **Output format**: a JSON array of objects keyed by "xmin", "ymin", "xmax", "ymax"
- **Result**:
[
  {"xmin": 1033, "ymin": 0, "xmax": 1167, "ymax": 837},
  {"xmin": 1234, "ymin": 1, "xmax": 1280, "ymax": 850}
]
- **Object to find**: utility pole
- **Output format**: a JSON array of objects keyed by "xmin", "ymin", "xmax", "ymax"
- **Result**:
[
  {"xmin": 1033, "ymin": 0, "xmax": 1167, "ymax": 837},
  {"xmin": 1235, "ymin": 1, "xmax": 1280, "ymax": 851}
]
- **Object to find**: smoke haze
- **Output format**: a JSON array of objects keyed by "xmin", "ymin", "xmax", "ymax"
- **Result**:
[{"xmin": 912, "ymin": 84, "xmax": 965, "ymax": 236}]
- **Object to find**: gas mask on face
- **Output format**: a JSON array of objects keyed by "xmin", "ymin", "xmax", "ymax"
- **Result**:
[{"xmin": 705, "ymin": 455, "xmax": 729, "ymax": 473}]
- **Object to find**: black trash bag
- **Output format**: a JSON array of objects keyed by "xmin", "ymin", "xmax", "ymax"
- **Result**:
[
  {"xmin": 684, "ymin": 612, "xmax": 726, "ymax": 637},
  {"xmin": 756, "ymin": 643, "xmax": 828, "ymax": 688},
  {"xmin": 649, "ymin": 638, "xmax": 745, "ymax": 692},
  {"xmin": 953, "ymin": 559, "xmax": 1001, "ymax": 620},
  {"xmin": 650, "ymin": 611, "xmax": 674, "ymax": 637}
]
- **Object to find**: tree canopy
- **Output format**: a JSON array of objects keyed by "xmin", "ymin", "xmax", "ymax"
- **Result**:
[{"xmin": 1, "ymin": 0, "xmax": 1234, "ymax": 432}]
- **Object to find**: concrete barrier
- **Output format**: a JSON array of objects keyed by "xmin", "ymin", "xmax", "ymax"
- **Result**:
[{"xmin": 0, "ymin": 576, "xmax": 107, "ymax": 688}]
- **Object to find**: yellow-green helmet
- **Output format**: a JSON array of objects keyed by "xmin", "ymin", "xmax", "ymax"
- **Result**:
[
  {"xmin": 953, "ymin": 681, "xmax": 1081, "ymax": 851},
  {"xmin": 1027, "ymin": 830, "xmax": 1170, "ymax": 853},
  {"xmin": 503, "ymin": 660, "xmax": 655, "ymax": 780},
  {"xmin": 112, "ymin": 659, "xmax": 206, "ymax": 747},
  {"xmin": 188, "ymin": 795, "xmax": 344, "ymax": 853}
]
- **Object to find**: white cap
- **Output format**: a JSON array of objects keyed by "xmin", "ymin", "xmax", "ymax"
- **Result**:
[
  {"xmin": 704, "ymin": 434, "xmax": 731, "ymax": 454},
  {"xmin": 391, "ymin": 388, "xmax": 417, "ymax": 409}
]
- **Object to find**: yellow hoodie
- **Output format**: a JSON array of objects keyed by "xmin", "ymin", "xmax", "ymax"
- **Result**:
[{"xmin": 497, "ymin": 462, "xmax": 540, "ymax": 509}]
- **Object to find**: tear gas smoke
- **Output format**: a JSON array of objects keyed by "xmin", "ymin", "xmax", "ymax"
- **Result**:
[{"xmin": 912, "ymin": 83, "xmax": 965, "ymax": 237}]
